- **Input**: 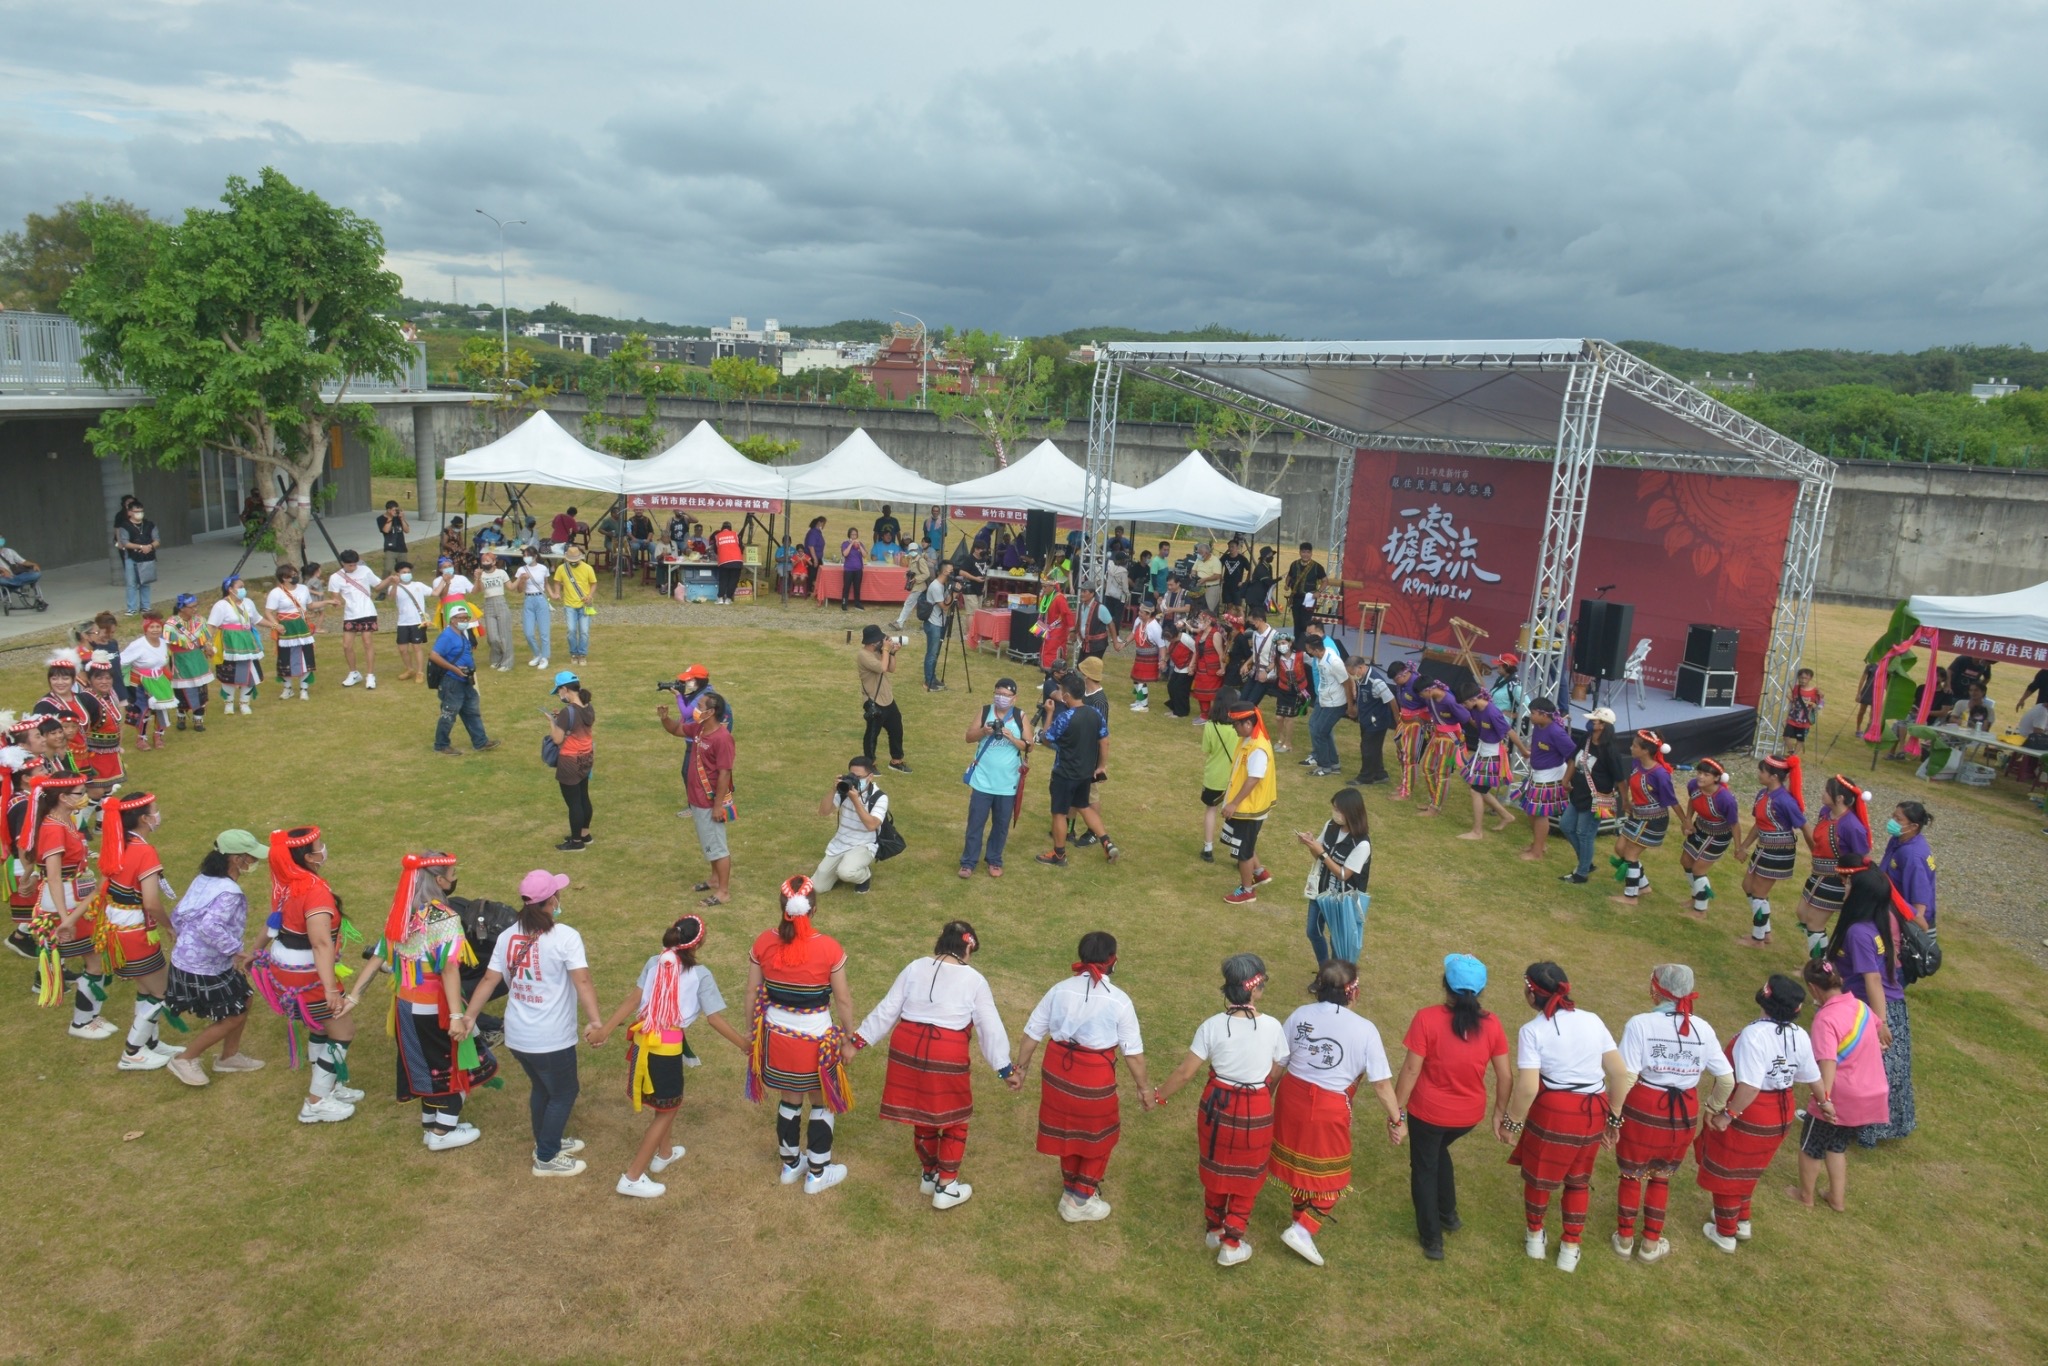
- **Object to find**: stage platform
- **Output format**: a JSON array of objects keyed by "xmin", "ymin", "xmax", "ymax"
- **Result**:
[{"xmin": 1339, "ymin": 631, "xmax": 1757, "ymax": 764}]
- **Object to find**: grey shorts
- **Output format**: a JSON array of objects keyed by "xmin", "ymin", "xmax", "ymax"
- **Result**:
[{"xmin": 691, "ymin": 805, "xmax": 729, "ymax": 861}]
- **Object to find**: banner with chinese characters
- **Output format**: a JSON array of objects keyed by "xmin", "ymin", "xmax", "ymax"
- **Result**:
[
  {"xmin": 1343, "ymin": 451, "xmax": 1799, "ymax": 707},
  {"xmin": 627, "ymin": 493, "xmax": 784, "ymax": 513},
  {"xmin": 1931, "ymin": 630, "xmax": 2048, "ymax": 666},
  {"xmin": 948, "ymin": 505, "xmax": 1083, "ymax": 530}
]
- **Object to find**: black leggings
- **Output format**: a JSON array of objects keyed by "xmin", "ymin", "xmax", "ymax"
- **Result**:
[
  {"xmin": 559, "ymin": 778, "xmax": 592, "ymax": 838},
  {"xmin": 717, "ymin": 563, "xmax": 742, "ymax": 599},
  {"xmin": 863, "ymin": 701, "xmax": 904, "ymax": 762},
  {"xmin": 1407, "ymin": 1116, "xmax": 1473, "ymax": 1248},
  {"xmin": 841, "ymin": 567, "xmax": 864, "ymax": 608}
]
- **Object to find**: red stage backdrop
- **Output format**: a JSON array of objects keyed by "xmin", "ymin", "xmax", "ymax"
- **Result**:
[{"xmin": 1342, "ymin": 452, "xmax": 1799, "ymax": 706}]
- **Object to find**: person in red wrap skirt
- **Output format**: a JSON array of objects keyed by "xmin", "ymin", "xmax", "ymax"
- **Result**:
[
  {"xmin": 1695, "ymin": 973, "xmax": 1822, "ymax": 1253},
  {"xmin": 1610, "ymin": 963, "xmax": 1734, "ymax": 1263},
  {"xmin": 1153, "ymin": 953, "xmax": 1290, "ymax": 1267},
  {"xmin": 745, "ymin": 876, "xmax": 859, "ymax": 1195}
]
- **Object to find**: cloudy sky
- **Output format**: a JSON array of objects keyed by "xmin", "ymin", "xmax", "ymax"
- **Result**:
[{"xmin": 3, "ymin": 1, "xmax": 2042, "ymax": 348}]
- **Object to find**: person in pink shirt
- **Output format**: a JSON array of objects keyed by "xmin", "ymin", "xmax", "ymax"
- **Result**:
[{"xmin": 1789, "ymin": 957, "xmax": 1888, "ymax": 1212}]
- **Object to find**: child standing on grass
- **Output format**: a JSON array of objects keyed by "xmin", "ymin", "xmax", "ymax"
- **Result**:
[
  {"xmin": 1783, "ymin": 669, "xmax": 1824, "ymax": 753},
  {"xmin": 1271, "ymin": 636, "xmax": 1304, "ymax": 753},
  {"xmin": 592, "ymin": 914, "xmax": 748, "ymax": 1199}
]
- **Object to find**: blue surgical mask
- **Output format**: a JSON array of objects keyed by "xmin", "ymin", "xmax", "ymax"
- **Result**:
[
  {"xmin": 234, "ymin": 586, "xmax": 248, "ymax": 600},
  {"xmin": 1884, "ymin": 818, "xmax": 1904, "ymax": 837},
  {"xmin": 399, "ymin": 572, "xmax": 413, "ymax": 583}
]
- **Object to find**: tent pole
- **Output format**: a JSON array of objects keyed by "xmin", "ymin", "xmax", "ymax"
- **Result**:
[
  {"xmin": 612, "ymin": 494, "xmax": 627, "ymax": 602},
  {"xmin": 780, "ymin": 503, "xmax": 790, "ymax": 604}
]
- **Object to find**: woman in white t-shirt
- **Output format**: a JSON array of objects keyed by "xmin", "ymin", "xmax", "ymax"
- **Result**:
[
  {"xmin": 1612, "ymin": 963, "xmax": 1733, "ymax": 1263},
  {"xmin": 1269, "ymin": 960, "xmax": 1404, "ymax": 1268},
  {"xmin": 514, "ymin": 548, "xmax": 553, "ymax": 669},
  {"xmin": 462, "ymin": 870, "xmax": 604, "ymax": 1178},
  {"xmin": 1695, "ymin": 973, "xmax": 1822, "ymax": 1253},
  {"xmin": 377, "ymin": 561, "xmax": 432, "ymax": 682},
  {"xmin": 264, "ymin": 567, "xmax": 320, "ymax": 700},
  {"xmin": 1499, "ymin": 961, "xmax": 1629, "ymax": 1273},
  {"xmin": 1153, "ymin": 953, "xmax": 1290, "ymax": 1267},
  {"xmin": 591, "ymin": 914, "xmax": 748, "ymax": 1199}
]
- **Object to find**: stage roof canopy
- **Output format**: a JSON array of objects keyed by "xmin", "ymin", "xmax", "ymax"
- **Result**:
[
  {"xmin": 444, "ymin": 410, "xmax": 626, "ymax": 491},
  {"xmin": 1909, "ymin": 578, "xmax": 2048, "ymax": 646},
  {"xmin": 1111, "ymin": 451, "xmax": 1282, "ymax": 533},
  {"xmin": 1100, "ymin": 339, "xmax": 1829, "ymax": 480}
]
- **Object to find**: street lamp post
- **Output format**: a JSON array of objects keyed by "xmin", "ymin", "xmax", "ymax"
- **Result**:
[
  {"xmin": 475, "ymin": 208, "xmax": 526, "ymax": 379},
  {"xmin": 892, "ymin": 308, "xmax": 929, "ymax": 410}
]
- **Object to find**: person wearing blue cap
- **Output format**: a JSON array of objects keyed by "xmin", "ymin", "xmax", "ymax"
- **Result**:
[
  {"xmin": 1393, "ymin": 953, "xmax": 1511, "ymax": 1260},
  {"xmin": 548, "ymin": 671, "xmax": 596, "ymax": 852}
]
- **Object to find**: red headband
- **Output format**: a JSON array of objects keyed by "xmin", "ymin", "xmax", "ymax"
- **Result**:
[
  {"xmin": 1071, "ymin": 956, "xmax": 1117, "ymax": 984},
  {"xmin": 1528, "ymin": 975, "xmax": 1575, "ymax": 1019},
  {"xmin": 669, "ymin": 917, "xmax": 707, "ymax": 953},
  {"xmin": 1635, "ymin": 731, "xmax": 1674, "ymax": 773},
  {"xmin": 1830, "ymin": 773, "xmax": 1871, "ymax": 832},
  {"xmin": 1650, "ymin": 971, "xmax": 1701, "ymax": 1037},
  {"xmin": 383, "ymin": 851, "xmax": 458, "ymax": 949}
]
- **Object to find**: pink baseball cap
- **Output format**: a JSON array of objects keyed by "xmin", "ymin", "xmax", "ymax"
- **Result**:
[{"xmin": 518, "ymin": 869, "xmax": 571, "ymax": 904}]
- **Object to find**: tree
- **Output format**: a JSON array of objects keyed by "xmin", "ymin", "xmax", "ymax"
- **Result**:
[
  {"xmin": 0, "ymin": 197, "xmax": 152, "ymax": 312},
  {"xmin": 579, "ymin": 334, "xmax": 682, "ymax": 460},
  {"xmin": 67, "ymin": 169, "xmax": 414, "ymax": 569},
  {"xmin": 1193, "ymin": 405, "xmax": 1299, "ymax": 494},
  {"xmin": 730, "ymin": 433, "xmax": 802, "ymax": 463},
  {"xmin": 456, "ymin": 336, "xmax": 556, "ymax": 445},
  {"xmin": 709, "ymin": 355, "xmax": 780, "ymax": 436},
  {"xmin": 931, "ymin": 349, "xmax": 1064, "ymax": 467}
]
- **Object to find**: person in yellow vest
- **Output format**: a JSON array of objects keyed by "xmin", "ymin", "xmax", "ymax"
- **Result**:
[
  {"xmin": 1220, "ymin": 704, "xmax": 1278, "ymax": 906},
  {"xmin": 550, "ymin": 545, "xmax": 598, "ymax": 666}
]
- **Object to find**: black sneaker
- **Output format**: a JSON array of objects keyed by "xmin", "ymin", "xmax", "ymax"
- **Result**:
[
  {"xmin": 555, "ymin": 838, "xmax": 587, "ymax": 852},
  {"xmin": 854, "ymin": 882, "xmax": 870, "ymax": 894},
  {"xmin": 1442, "ymin": 1213, "xmax": 1463, "ymax": 1233},
  {"xmin": 889, "ymin": 760, "xmax": 913, "ymax": 774},
  {"xmin": 5, "ymin": 929, "xmax": 34, "ymax": 959},
  {"xmin": 1561, "ymin": 872, "xmax": 1589, "ymax": 884},
  {"xmin": 1074, "ymin": 832, "xmax": 1099, "ymax": 848},
  {"xmin": 1199, "ymin": 848, "xmax": 1215, "ymax": 863}
]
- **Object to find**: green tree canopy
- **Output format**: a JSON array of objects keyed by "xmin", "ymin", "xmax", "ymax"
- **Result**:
[
  {"xmin": 67, "ymin": 168, "xmax": 413, "ymax": 569},
  {"xmin": 0, "ymin": 197, "xmax": 153, "ymax": 312}
]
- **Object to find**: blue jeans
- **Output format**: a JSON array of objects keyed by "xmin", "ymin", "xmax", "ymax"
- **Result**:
[
  {"xmin": 434, "ymin": 673, "xmax": 489, "ymax": 750},
  {"xmin": 1559, "ymin": 803, "xmax": 1600, "ymax": 875},
  {"xmin": 565, "ymin": 607, "xmax": 591, "ymax": 658},
  {"xmin": 1239, "ymin": 679, "xmax": 1268, "ymax": 710},
  {"xmin": 961, "ymin": 788, "xmax": 1013, "ymax": 870},
  {"xmin": 521, "ymin": 594, "xmax": 552, "ymax": 659},
  {"xmin": 924, "ymin": 618, "xmax": 944, "ymax": 687},
  {"xmin": 0, "ymin": 570, "xmax": 41, "ymax": 590},
  {"xmin": 1305, "ymin": 898, "xmax": 1331, "ymax": 964},
  {"xmin": 123, "ymin": 560, "xmax": 153, "ymax": 614},
  {"xmin": 1309, "ymin": 703, "xmax": 1345, "ymax": 769},
  {"xmin": 512, "ymin": 1045, "xmax": 581, "ymax": 1162}
]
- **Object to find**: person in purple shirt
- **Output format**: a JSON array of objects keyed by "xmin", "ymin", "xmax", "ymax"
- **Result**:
[
  {"xmin": 1796, "ymin": 776, "xmax": 1873, "ymax": 956},
  {"xmin": 1455, "ymin": 682, "xmax": 1517, "ymax": 843},
  {"xmin": 1390, "ymin": 661, "xmax": 1428, "ymax": 800},
  {"xmin": 1880, "ymin": 801, "xmax": 1937, "ymax": 929},
  {"xmin": 1827, "ymin": 857, "xmax": 1915, "ymax": 1146},
  {"xmin": 1417, "ymin": 680, "xmax": 1470, "ymax": 816},
  {"xmin": 1515, "ymin": 696, "xmax": 1577, "ymax": 863},
  {"xmin": 1678, "ymin": 756, "xmax": 1742, "ymax": 915},
  {"xmin": 803, "ymin": 516, "xmax": 828, "ymax": 603},
  {"xmin": 1610, "ymin": 730, "xmax": 1678, "ymax": 905},
  {"xmin": 837, "ymin": 527, "xmax": 866, "ymax": 612},
  {"xmin": 1736, "ymin": 755, "xmax": 1807, "ymax": 949}
]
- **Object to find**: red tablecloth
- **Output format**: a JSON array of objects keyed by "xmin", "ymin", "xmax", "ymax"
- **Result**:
[
  {"xmin": 967, "ymin": 607, "xmax": 1011, "ymax": 648},
  {"xmin": 813, "ymin": 563, "xmax": 908, "ymax": 603}
]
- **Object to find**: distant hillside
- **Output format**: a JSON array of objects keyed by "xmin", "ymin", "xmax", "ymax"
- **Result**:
[
  {"xmin": 1622, "ymin": 340, "xmax": 2046, "ymax": 394},
  {"xmin": 1056, "ymin": 323, "xmax": 1288, "ymax": 345}
]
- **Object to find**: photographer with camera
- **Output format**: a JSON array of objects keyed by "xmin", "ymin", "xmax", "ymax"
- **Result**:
[
  {"xmin": 960, "ymin": 677, "xmax": 1033, "ymax": 878},
  {"xmin": 814, "ymin": 756, "xmax": 888, "ymax": 895},
  {"xmin": 1034, "ymin": 672, "xmax": 1120, "ymax": 868},
  {"xmin": 918, "ymin": 562, "xmax": 956, "ymax": 692},
  {"xmin": 857, "ymin": 625, "xmax": 912, "ymax": 774}
]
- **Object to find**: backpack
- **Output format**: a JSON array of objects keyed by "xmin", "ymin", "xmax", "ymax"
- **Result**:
[
  {"xmin": 914, "ymin": 595, "xmax": 933, "ymax": 624},
  {"xmin": 1896, "ymin": 910, "xmax": 1942, "ymax": 986}
]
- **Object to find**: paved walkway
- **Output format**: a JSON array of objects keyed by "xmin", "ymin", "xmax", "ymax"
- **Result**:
[{"xmin": 1, "ymin": 510, "xmax": 397, "ymax": 644}]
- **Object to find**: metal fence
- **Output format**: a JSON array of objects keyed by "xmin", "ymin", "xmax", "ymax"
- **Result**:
[{"xmin": 0, "ymin": 310, "xmax": 428, "ymax": 397}]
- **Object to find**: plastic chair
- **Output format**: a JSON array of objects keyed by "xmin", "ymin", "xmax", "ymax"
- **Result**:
[{"xmin": 1623, "ymin": 637, "xmax": 1653, "ymax": 707}]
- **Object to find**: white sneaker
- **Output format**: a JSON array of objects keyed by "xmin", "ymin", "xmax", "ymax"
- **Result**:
[
  {"xmin": 532, "ymin": 1154, "xmax": 587, "ymax": 1177},
  {"xmin": 299, "ymin": 688, "xmax": 312, "ymax": 701},
  {"xmin": 341, "ymin": 671, "xmax": 363, "ymax": 687},
  {"xmin": 803, "ymin": 1163, "xmax": 848, "ymax": 1195},
  {"xmin": 1635, "ymin": 1236, "xmax": 1671, "ymax": 1264},
  {"xmin": 932, "ymin": 1181, "xmax": 973, "ymax": 1211},
  {"xmin": 167, "ymin": 1056, "xmax": 210, "ymax": 1087},
  {"xmin": 919, "ymin": 1172, "xmax": 938, "ymax": 1195},
  {"xmin": 1216, "ymin": 1240, "xmax": 1253, "ymax": 1267},
  {"xmin": 554, "ymin": 1137, "xmax": 586, "ymax": 1156},
  {"xmin": 1612, "ymin": 1231, "xmax": 1635, "ymax": 1259},
  {"xmin": 331, "ymin": 1083, "xmax": 365, "ymax": 1104},
  {"xmin": 298, "ymin": 1096, "xmax": 355, "ymax": 1124},
  {"xmin": 212, "ymin": 1053, "xmax": 265, "ymax": 1072},
  {"xmin": 536, "ymin": 657, "xmax": 549, "ymax": 669},
  {"xmin": 1557, "ymin": 1242, "xmax": 1581, "ymax": 1273},
  {"xmin": 68, "ymin": 1018, "xmax": 118, "ymax": 1040},
  {"xmin": 1058, "ymin": 1194, "xmax": 1112, "ymax": 1222},
  {"xmin": 779, "ymin": 1162, "xmax": 805, "ymax": 1186},
  {"xmin": 118, "ymin": 1047, "xmax": 172, "ymax": 1071},
  {"xmin": 1701, "ymin": 1222, "xmax": 1739, "ymax": 1253},
  {"xmin": 616, "ymin": 1172, "xmax": 667, "ymax": 1198},
  {"xmin": 423, "ymin": 1126, "xmax": 481, "ymax": 1151},
  {"xmin": 365, "ymin": 674, "xmax": 377, "ymax": 690},
  {"xmin": 528, "ymin": 656, "xmax": 540, "ymax": 667},
  {"xmin": 149, "ymin": 1038, "xmax": 181, "ymax": 1058},
  {"xmin": 1204, "ymin": 1231, "xmax": 1223, "ymax": 1250},
  {"xmin": 1525, "ymin": 1230, "xmax": 1547, "ymax": 1260},
  {"xmin": 1735, "ymin": 1220, "xmax": 1753, "ymax": 1242},
  {"xmin": 280, "ymin": 685, "xmax": 295, "ymax": 700},
  {"xmin": 239, "ymin": 702, "xmax": 253, "ymax": 715},
  {"xmin": 649, "ymin": 1145, "xmax": 685, "ymax": 1173},
  {"xmin": 1281, "ymin": 1222, "xmax": 1325, "ymax": 1266}
]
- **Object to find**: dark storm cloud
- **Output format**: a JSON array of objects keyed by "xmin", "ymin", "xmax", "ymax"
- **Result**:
[{"xmin": 2, "ymin": 0, "xmax": 2042, "ymax": 347}]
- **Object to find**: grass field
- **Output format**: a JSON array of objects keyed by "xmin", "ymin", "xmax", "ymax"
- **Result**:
[{"xmin": 4, "ymin": 591, "xmax": 2046, "ymax": 1365}]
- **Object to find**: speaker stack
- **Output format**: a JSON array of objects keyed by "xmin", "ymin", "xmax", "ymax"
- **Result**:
[
  {"xmin": 1572, "ymin": 599, "xmax": 1634, "ymax": 681},
  {"xmin": 1023, "ymin": 509, "xmax": 1057, "ymax": 565},
  {"xmin": 1676, "ymin": 624, "xmax": 1738, "ymax": 708}
]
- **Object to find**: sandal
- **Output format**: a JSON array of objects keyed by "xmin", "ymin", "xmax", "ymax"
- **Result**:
[
  {"xmin": 691, "ymin": 881, "xmax": 713, "ymax": 893},
  {"xmin": 698, "ymin": 894, "xmax": 728, "ymax": 907}
]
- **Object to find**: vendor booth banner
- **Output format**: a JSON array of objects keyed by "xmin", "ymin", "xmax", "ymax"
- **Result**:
[
  {"xmin": 628, "ymin": 494, "xmax": 784, "ymax": 513},
  {"xmin": 1932, "ymin": 631, "xmax": 2048, "ymax": 663},
  {"xmin": 949, "ymin": 505, "xmax": 1083, "ymax": 529},
  {"xmin": 1343, "ymin": 451, "xmax": 1799, "ymax": 706}
]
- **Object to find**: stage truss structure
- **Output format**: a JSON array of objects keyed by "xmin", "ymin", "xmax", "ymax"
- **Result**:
[{"xmin": 1080, "ymin": 339, "xmax": 1834, "ymax": 757}]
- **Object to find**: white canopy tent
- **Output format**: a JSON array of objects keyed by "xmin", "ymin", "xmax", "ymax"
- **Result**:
[
  {"xmin": 783, "ymin": 427, "xmax": 946, "ymax": 503},
  {"xmin": 947, "ymin": 438, "xmax": 1138, "ymax": 517},
  {"xmin": 1908, "ymin": 579, "xmax": 2048, "ymax": 645},
  {"xmin": 444, "ymin": 410, "xmax": 627, "ymax": 492},
  {"xmin": 620, "ymin": 421, "xmax": 792, "ymax": 501},
  {"xmin": 1111, "ymin": 450, "xmax": 1282, "ymax": 533}
]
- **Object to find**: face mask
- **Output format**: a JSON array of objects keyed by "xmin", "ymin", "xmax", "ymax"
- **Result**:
[
  {"xmin": 234, "ymin": 587, "xmax": 248, "ymax": 600},
  {"xmin": 399, "ymin": 572, "xmax": 412, "ymax": 583},
  {"xmin": 993, "ymin": 695, "xmax": 1014, "ymax": 712},
  {"xmin": 524, "ymin": 553, "xmax": 536, "ymax": 562},
  {"xmin": 1885, "ymin": 818, "xmax": 1904, "ymax": 837}
]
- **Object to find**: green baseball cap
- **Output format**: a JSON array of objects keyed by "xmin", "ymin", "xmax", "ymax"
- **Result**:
[{"xmin": 214, "ymin": 829, "xmax": 266, "ymax": 857}]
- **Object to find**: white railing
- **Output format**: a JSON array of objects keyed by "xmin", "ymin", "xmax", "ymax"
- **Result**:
[{"xmin": 0, "ymin": 310, "xmax": 428, "ymax": 397}]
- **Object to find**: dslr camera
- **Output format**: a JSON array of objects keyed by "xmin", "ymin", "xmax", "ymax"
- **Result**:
[
  {"xmin": 655, "ymin": 679, "xmax": 686, "ymax": 693},
  {"xmin": 835, "ymin": 773, "xmax": 866, "ymax": 798}
]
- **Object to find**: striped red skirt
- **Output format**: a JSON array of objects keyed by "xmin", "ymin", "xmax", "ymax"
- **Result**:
[
  {"xmin": 1192, "ymin": 668, "xmax": 1223, "ymax": 714},
  {"xmin": 1036, "ymin": 1040, "xmax": 1120, "ymax": 1161},
  {"xmin": 1615, "ymin": 1080, "xmax": 1699, "ymax": 1175},
  {"xmin": 879, "ymin": 1020, "xmax": 975, "ymax": 1128},
  {"xmin": 1130, "ymin": 647, "xmax": 1161, "ymax": 683},
  {"xmin": 1268, "ymin": 1070, "xmax": 1355, "ymax": 1194},
  {"xmin": 1197, "ymin": 1075, "xmax": 1273, "ymax": 1197},
  {"xmin": 1508, "ymin": 1087, "xmax": 1607, "ymax": 1189},
  {"xmin": 1695, "ymin": 1087, "xmax": 1795, "ymax": 1197}
]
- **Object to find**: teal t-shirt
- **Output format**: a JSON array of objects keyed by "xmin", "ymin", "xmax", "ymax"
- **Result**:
[{"xmin": 967, "ymin": 707, "xmax": 1026, "ymax": 795}]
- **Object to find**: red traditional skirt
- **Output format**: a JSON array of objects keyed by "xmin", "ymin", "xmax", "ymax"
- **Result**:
[
  {"xmin": 1695, "ymin": 1087, "xmax": 1795, "ymax": 1197},
  {"xmin": 1197, "ymin": 1075, "xmax": 1273, "ymax": 1196},
  {"xmin": 1268, "ymin": 1070, "xmax": 1356, "ymax": 1194},
  {"xmin": 879, "ymin": 1020, "xmax": 975, "ymax": 1128},
  {"xmin": 1192, "ymin": 666, "xmax": 1223, "ymax": 715},
  {"xmin": 1508, "ymin": 1087, "xmax": 1607, "ymax": 1189},
  {"xmin": 1130, "ymin": 646, "xmax": 1161, "ymax": 683},
  {"xmin": 1615, "ymin": 1080, "xmax": 1700, "ymax": 1176},
  {"xmin": 1036, "ymin": 1040, "xmax": 1121, "ymax": 1160},
  {"xmin": 83, "ymin": 751, "xmax": 124, "ymax": 783}
]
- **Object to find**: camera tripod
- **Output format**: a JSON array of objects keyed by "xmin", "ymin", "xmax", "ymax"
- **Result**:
[{"xmin": 936, "ymin": 590, "xmax": 974, "ymax": 692}]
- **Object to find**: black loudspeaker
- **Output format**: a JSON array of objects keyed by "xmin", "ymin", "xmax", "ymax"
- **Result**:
[
  {"xmin": 1024, "ymin": 509, "xmax": 1057, "ymax": 564},
  {"xmin": 1416, "ymin": 657, "xmax": 1478, "ymax": 701},
  {"xmin": 1573, "ymin": 599, "xmax": 1634, "ymax": 681},
  {"xmin": 1685, "ymin": 624, "xmax": 1739, "ymax": 671},
  {"xmin": 1008, "ymin": 606, "xmax": 1040, "ymax": 655},
  {"xmin": 1676, "ymin": 663, "xmax": 1737, "ymax": 708}
]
